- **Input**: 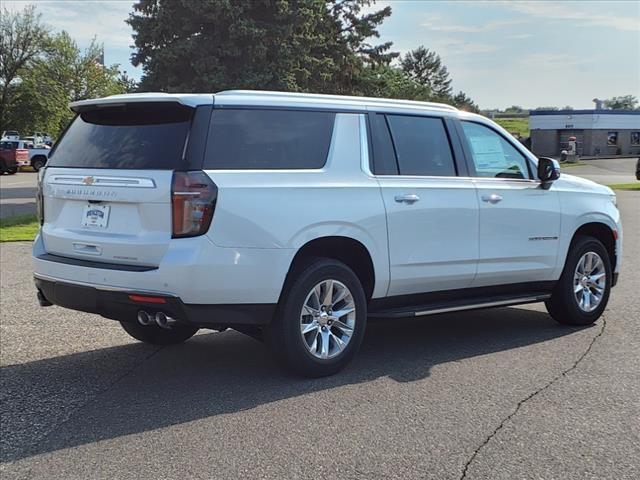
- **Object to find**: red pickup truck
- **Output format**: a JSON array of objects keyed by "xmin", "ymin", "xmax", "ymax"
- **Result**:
[{"xmin": 0, "ymin": 141, "xmax": 28, "ymax": 174}]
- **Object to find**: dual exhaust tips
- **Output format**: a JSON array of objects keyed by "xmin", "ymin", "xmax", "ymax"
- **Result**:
[{"xmin": 137, "ymin": 310, "xmax": 177, "ymax": 329}]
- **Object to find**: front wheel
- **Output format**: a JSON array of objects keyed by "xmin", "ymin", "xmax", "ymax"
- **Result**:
[
  {"xmin": 267, "ymin": 258, "xmax": 367, "ymax": 377},
  {"xmin": 120, "ymin": 321, "xmax": 199, "ymax": 345},
  {"xmin": 546, "ymin": 236, "xmax": 612, "ymax": 326}
]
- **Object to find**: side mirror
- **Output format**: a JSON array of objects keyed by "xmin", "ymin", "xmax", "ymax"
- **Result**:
[{"xmin": 537, "ymin": 157, "xmax": 560, "ymax": 189}]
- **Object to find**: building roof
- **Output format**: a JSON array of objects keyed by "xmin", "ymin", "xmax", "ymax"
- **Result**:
[{"xmin": 530, "ymin": 109, "xmax": 640, "ymax": 116}]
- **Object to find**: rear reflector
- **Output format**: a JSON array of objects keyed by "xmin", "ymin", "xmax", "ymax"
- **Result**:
[
  {"xmin": 129, "ymin": 294, "xmax": 167, "ymax": 304},
  {"xmin": 171, "ymin": 171, "xmax": 217, "ymax": 238}
]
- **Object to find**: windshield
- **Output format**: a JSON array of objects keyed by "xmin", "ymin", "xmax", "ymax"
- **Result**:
[{"xmin": 48, "ymin": 103, "xmax": 193, "ymax": 169}]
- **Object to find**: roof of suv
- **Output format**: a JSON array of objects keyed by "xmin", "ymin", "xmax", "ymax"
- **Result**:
[{"xmin": 69, "ymin": 90, "xmax": 459, "ymax": 115}]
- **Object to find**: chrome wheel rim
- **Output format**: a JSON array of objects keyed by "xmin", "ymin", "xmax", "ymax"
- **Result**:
[
  {"xmin": 573, "ymin": 251, "xmax": 606, "ymax": 312},
  {"xmin": 300, "ymin": 279, "xmax": 356, "ymax": 359}
]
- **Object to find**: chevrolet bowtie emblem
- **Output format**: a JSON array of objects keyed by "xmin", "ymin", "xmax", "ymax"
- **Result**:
[{"xmin": 82, "ymin": 176, "xmax": 95, "ymax": 185}]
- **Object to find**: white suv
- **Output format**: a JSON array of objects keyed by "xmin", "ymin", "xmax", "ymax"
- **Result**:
[{"xmin": 33, "ymin": 90, "xmax": 622, "ymax": 376}]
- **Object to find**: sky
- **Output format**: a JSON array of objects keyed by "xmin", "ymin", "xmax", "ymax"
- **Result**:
[{"xmin": 2, "ymin": 0, "xmax": 639, "ymax": 109}]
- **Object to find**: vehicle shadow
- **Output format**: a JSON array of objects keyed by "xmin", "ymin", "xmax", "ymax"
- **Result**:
[
  {"xmin": 1, "ymin": 307, "xmax": 588, "ymax": 462},
  {"xmin": 0, "ymin": 186, "xmax": 36, "ymax": 200}
]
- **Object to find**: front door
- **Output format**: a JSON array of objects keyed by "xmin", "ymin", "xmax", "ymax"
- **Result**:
[{"xmin": 457, "ymin": 120, "xmax": 561, "ymax": 286}]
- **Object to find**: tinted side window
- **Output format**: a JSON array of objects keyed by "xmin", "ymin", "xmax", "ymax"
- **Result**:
[
  {"xmin": 461, "ymin": 122, "xmax": 531, "ymax": 179},
  {"xmin": 386, "ymin": 115, "xmax": 456, "ymax": 176},
  {"xmin": 204, "ymin": 109, "xmax": 335, "ymax": 169},
  {"xmin": 369, "ymin": 114, "xmax": 398, "ymax": 175}
]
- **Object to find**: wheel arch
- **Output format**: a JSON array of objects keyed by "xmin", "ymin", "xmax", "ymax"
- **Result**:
[
  {"xmin": 282, "ymin": 236, "xmax": 376, "ymax": 302},
  {"xmin": 570, "ymin": 221, "xmax": 617, "ymax": 273}
]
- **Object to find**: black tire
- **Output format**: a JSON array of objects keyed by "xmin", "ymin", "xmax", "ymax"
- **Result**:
[
  {"xmin": 7, "ymin": 166, "xmax": 17, "ymax": 175},
  {"xmin": 32, "ymin": 157, "xmax": 46, "ymax": 171},
  {"xmin": 546, "ymin": 235, "xmax": 612, "ymax": 326},
  {"xmin": 120, "ymin": 321, "xmax": 199, "ymax": 345},
  {"xmin": 267, "ymin": 258, "xmax": 367, "ymax": 377}
]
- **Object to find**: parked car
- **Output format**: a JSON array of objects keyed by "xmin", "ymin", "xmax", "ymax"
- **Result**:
[
  {"xmin": 6, "ymin": 140, "xmax": 50, "ymax": 170},
  {"xmin": 1, "ymin": 130, "xmax": 20, "ymax": 142},
  {"xmin": 636, "ymin": 158, "xmax": 640, "ymax": 181},
  {"xmin": 0, "ymin": 141, "xmax": 28, "ymax": 174},
  {"xmin": 32, "ymin": 91, "xmax": 622, "ymax": 376}
]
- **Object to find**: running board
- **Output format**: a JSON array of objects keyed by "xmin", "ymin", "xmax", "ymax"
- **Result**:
[{"xmin": 368, "ymin": 293, "xmax": 552, "ymax": 319}]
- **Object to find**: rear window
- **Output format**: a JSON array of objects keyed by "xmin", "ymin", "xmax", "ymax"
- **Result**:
[
  {"xmin": 204, "ymin": 109, "xmax": 335, "ymax": 169},
  {"xmin": 47, "ymin": 103, "xmax": 193, "ymax": 169}
]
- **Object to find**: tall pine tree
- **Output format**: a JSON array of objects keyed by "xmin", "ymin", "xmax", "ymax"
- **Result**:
[
  {"xmin": 400, "ymin": 46, "xmax": 452, "ymax": 101},
  {"xmin": 128, "ymin": 0, "xmax": 395, "ymax": 94}
]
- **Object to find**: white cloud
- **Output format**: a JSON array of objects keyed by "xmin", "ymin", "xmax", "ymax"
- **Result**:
[
  {"xmin": 497, "ymin": 0, "xmax": 639, "ymax": 32},
  {"xmin": 421, "ymin": 18, "xmax": 526, "ymax": 33},
  {"xmin": 1, "ymin": 1, "xmax": 135, "ymax": 45}
]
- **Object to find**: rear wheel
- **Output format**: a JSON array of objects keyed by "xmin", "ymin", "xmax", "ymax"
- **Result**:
[
  {"xmin": 120, "ymin": 321, "xmax": 198, "ymax": 345},
  {"xmin": 32, "ymin": 157, "xmax": 46, "ymax": 171},
  {"xmin": 267, "ymin": 258, "xmax": 367, "ymax": 377},
  {"xmin": 546, "ymin": 236, "xmax": 611, "ymax": 326}
]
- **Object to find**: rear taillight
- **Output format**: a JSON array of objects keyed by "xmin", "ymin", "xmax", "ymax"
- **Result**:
[
  {"xmin": 36, "ymin": 167, "xmax": 45, "ymax": 225},
  {"xmin": 171, "ymin": 171, "xmax": 217, "ymax": 238}
]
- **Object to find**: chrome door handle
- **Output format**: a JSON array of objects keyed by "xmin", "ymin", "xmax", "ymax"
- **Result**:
[
  {"xmin": 395, "ymin": 194, "xmax": 420, "ymax": 204},
  {"xmin": 481, "ymin": 194, "xmax": 503, "ymax": 204}
]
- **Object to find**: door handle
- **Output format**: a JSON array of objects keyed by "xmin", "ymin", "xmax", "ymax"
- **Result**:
[
  {"xmin": 395, "ymin": 194, "xmax": 420, "ymax": 204},
  {"xmin": 481, "ymin": 194, "xmax": 503, "ymax": 204}
]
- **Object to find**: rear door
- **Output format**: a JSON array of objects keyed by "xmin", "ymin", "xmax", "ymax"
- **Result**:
[
  {"xmin": 41, "ymin": 101, "xmax": 210, "ymax": 267},
  {"xmin": 373, "ymin": 113, "xmax": 480, "ymax": 296}
]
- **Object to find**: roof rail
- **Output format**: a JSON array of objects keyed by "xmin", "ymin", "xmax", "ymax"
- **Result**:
[{"xmin": 216, "ymin": 90, "xmax": 458, "ymax": 112}]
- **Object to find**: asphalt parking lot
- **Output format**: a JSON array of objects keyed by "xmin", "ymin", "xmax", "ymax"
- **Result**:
[{"xmin": 1, "ymin": 171, "xmax": 639, "ymax": 479}]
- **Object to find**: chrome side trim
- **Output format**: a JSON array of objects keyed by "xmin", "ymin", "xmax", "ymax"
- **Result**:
[
  {"xmin": 47, "ymin": 175, "xmax": 156, "ymax": 188},
  {"xmin": 33, "ymin": 272, "xmax": 176, "ymax": 297},
  {"xmin": 413, "ymin": 295, "xmax": 550, "ymax": 317}
]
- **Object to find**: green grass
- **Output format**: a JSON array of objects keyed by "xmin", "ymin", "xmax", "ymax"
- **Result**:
[
  {"xmin": 493, "ymin": 117, "xmax": 529, "ymax": 138},
  {"xmin": 607, "ymin": 183, "xmax": 640, "ymax": 191},
  {"xmin": 0, "ymin": 214, "xmax": 39, "ymax": 242},
  {"xmin": 558, "ymin": 161, "xmax": 586, "ymax": 168}
]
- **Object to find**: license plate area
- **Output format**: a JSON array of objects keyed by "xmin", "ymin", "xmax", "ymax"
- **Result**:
[{"xmin": 81, "ymin": 204, "xmax": 110, "ymax": 228}]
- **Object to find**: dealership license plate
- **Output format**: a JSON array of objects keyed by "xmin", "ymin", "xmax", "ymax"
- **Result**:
[{"xmin": 81, "ymin": 204, "xmax": 110, "ymax": 228}]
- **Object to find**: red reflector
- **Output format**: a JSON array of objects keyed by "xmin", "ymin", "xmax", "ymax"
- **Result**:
[{"xmin": 128, "ymin": 295, "xmax": 166, "ymax": 304}]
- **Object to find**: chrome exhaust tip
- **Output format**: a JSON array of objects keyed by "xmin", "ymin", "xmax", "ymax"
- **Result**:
[
  {"xmin": 137, "ymin": 310, "xmax": 153, "ymax": 326},
  {"xmin": 155, "ymin": 311, "xmax": 176, "ymax": 329}
]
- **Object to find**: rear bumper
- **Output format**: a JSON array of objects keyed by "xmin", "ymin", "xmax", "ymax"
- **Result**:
[
  {"xmin": 32, "ymin": 233, "xmax": 294, "ymax": 305},
  {"xmin": 34, "ymin": 275, "xmax": 276, "ymax": 326}
]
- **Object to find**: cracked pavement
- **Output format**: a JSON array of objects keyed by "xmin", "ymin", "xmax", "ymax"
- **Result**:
[{"xmin": 1, "ymin": 191, "xmax": 638, "ymax": 479}]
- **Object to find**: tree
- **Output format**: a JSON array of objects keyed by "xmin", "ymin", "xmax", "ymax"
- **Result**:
[
  {"xmin": 451, "ymin": 91, "xmax": 479, "ymax": 113},
  {"xmin": 0, "ymin": 4, "xmax": 49, "ymax": 129},
  {"xmin": 6, "ymin": 32, "xmax": 127, "ymax": 136},
  {"xmin": 399, "ymin": 46, "xmax": 452, "ymax": 101},
  {"xmin": 127, "ymin": 0, "xmax": 395, "ymax": 94},
  {"xmin": 533, "ymin": 106, "xmax": 559, "ymax": 111},
  {"xmin": 504, "ymin": 105, "xmax": 525, "ymax": 114},
  {"xmin": 603, "ymin": 95, "xmax": 638, "ymax": 110},
  {"xmin": 358, "ymin": 64, "xmax": 431, "ymax": 101},
  {"xmin": 117, "ymin": 70, "xmax": 138, "ymax": 93}
]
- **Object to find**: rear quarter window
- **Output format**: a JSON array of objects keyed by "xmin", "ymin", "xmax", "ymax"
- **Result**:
[
  {"xmin": 204, "ymin": 109, "xmax": 335, "ymax": 169},
  {"xmin": 47, "ymin": 103, "xmax": 193, "ymax": 169}
]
